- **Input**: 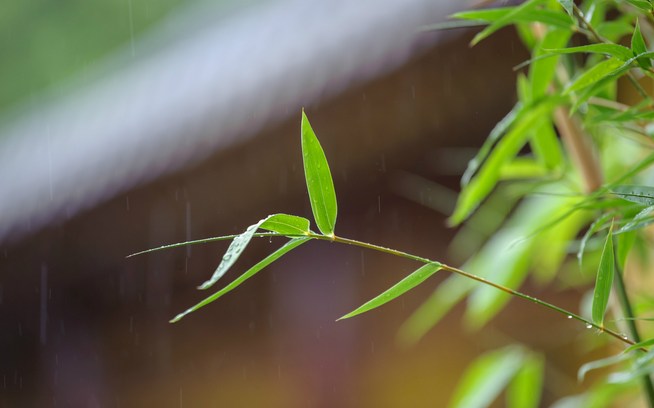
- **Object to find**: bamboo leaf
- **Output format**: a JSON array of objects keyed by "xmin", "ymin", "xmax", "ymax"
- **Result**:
[
  {"xmin": 615, "ymin": 205, "xmax": 654, "ymax": 234},
  {"xmin": 632, "ymin": 19, "xmax": 652, "ymax": 69},
  {"xmin": 170, "ymin": 237, "xmax": 311, "ymax": 323},
  {"xmin": 557, "ymin": 0, "xmax": 573, "ymax": 17},
  {"xmin": 592, "ymin": 221, "xmax": 615, "ymax": 327},
  {"xmin": 578, "ymin": 352, "xmax": 631, "ymax": 382},
  {"xmin": 470, "ymin": 0, "xmax": 545, "ymax": 46},
  {"xmin": 449, "ymin": 346, "xmax": 525, "ymax": 408},
  {"xmin": 612, "ymin": 185, "xmax": 654, "ymax": 206},
  {"xmin": 625, "ymin": 0, "xmax": 653, "ymax": 12},
  {"xmin": 260, "ymin": 214, "xmax": 311, "ymax": 236},
  {"xmin": 565, "ymin": 57, "xmax": 625, "ymax": 94},
  {"xmin": 301, "ymin": 110, "xmax": 338, "ymax": 237},
  {"xmin": 625, "ymin": 337, "xmax": 654, "ymax": 353},
  {"xmin": 338, "ymin": 262, "xmax": 442, "ymax": 320},
  {"xmin": 577, "ymin": 212, "xmax": 614, "ymax": 268},
  {"xmin": 127, "ymin": 232, "xmax": 283, "ymax": 258},
  {"xmin": 545, "ymin": 44, "xmax": 634, "ymax": 61},
  {"xmin": 199, "ymin": 213, "xmax": 303, "ymax": 290},
  {"xmin": 462, "ymin": 102, "xmax": 523, "ymax": 187},
  {"xmin": 451, "ymin": 99, "xmax": 556, "ymax": 225},
  {"xmin": 507, "ymin": 354, "xmax": 544, "ymax": 408},
  {"xmin": 531, "ymin": 28, "xmax": 572, "ymax": 100}
]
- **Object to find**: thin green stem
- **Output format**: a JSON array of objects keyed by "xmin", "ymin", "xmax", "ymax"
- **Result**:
[
  {"xmin": 305, "ymin": 232, "xmax": 641, "ymax": 349},
  {"xmin": 613, "ymin": 251, "xmax": 654, "ymax": 407}
]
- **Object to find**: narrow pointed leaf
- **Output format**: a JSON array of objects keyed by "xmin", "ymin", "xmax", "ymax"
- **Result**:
[
  {"xmin": 577, "ymin": 212, "xmax": 614, "ymax": 268},
  {"xmin": 545, "ymin": 44, "xmax": 634, "ymax": 61},
  {"xmin": 612, "ymin": 185, "xmax": 654, "ymax": 206},
  {"xmin": 565, "ymin": 57, "xmax": 625, "ymax": 94},
  {"xmin": 578, "ymin": 352, "xmax": 631, "ymax": 382},
  {"xmin": 592, "ymin": 221, "xmax": 615, "ymax": 327},
  {"xmin": 462, "ymin": 102, "xmax": 523, "ymax": 187},
  {"xmin": 470, "ymin": 0, "xmax": 553, "ymax": 46},
  {"xmin": 170, "ymin": 237, "xmax": 310, "ymax": 323},
  {"xmin": 632, "ymin": 19, "xmax": 652, "ymax": 69},
  {"xmin": 301, "ymin": 110, "xmax": 337, "ymax": 236},
  {"xmin": 338, "ymin": 262, "xmax": 442, "ymax": 320},
  {"xmin": 616, "ymin": 205, "xmax": 654, "ymax": 234},
  {"xmin": 451, "ymin": 99, "xmax": 556, "ymax": 225},
  {"xmin": 557, "ymin": 0, "xmax": 573, "ymax": 17},
  {"xmin": 127, "ymin": 232, "xmax": 282, "ymax": 258},
  {"xmin": 625, "ymin": 337, "xmax": 654, "ymax": 353},
  {"xmin": 453, "ymin": 7, "xmax": 571, "ymax": 29},
  {"xmin": 260, "ymin": 214, "xmax": 311, "ymax": 236},
  {"xmin": 625, "ymin": 0, "xmax": 653, "ymax": 12},
  {"xmin": 199, "ymin": 213, "xmax": 303, "ymax": 290}
]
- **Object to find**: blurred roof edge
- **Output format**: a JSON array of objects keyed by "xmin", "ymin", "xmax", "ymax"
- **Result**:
[{"xmin": 0, "ymin": 0, "xmax": 461, "ymax": 244}]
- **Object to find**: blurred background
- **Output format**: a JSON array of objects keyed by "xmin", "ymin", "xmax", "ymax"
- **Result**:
[{"xmin": 0, "ymin": 0, "xmax": 599, "ymax": 406}]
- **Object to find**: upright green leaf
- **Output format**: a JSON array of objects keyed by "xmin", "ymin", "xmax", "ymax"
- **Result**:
[
  {"xmin": 170, "ymin": 237, "xmax": 311, "ymax": 322},
  {"xmin": 199, "ymin": 213, "xmax": 306, "ymax": 290},
  {"xmin": 449, "ymin": 346, "xmax": 525, "ymax": 408},
  {"xmin": 338, "ymin": 262, "xmax": 442, "ymax": 320},
  {"xmin": 530, "ymin": 28, "xmax": 571, "ymax": 100},
  {"xmin": 592, "ymin": 221, "xmax": 615, "ymax": 327},
  {"xmin": 612, "ymin": 185, "xmax": 654, "ymax": 205},
  {"xmin": 631, "ymin": 19, "xmax": 652, "ymax": 69},
  {"xmin": 301, "ymin": 110, "xmax": 338, "ymax": 237}
]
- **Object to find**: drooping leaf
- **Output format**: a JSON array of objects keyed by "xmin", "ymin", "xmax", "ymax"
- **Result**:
[
  {"xmin": 199, "ymin": 213, "xmax": 302, "ymax": 290},
  {"xmin": 578, "ymin": 352, "xmax": 631, "ymax": 382},
  {"xmin": 301, "ymin": 110, "xmax": 338, "ymax": 237},
  {"xmin": 507, "ymin": 354, "xmax": 544, "ymax": 408},
  {"xmin": 260, "ymin": 214, "xmax": 311, "ymax": 236},
  {"xmin": 591, "ymin": 221, "xmax": 614, "ymax": 327},
  {"xmin": 170, "ymin": 237, "xmax": 311, "ymax": 323},
  {"xmin": 338, "ymin": 262, "xmax": 442, "ymax": 320},
  {"xmin": 396, "ymin": 274, "xmax": 473, "ymax": 347},
  {"xmin": 565, "ymin": 57, "xmax": 625, "ymax": 94},
  {"xmin": 609, "ymin": 348, "xmax": 654, "ymax": 383},
  {"xmin": 612, "ymin": 185, "xmax": 654, "ymax": 206},
  {"xmin": 545, "ymin": 44, "xmax": 634, "ymax": 61},
  {"xmin": 449, "ymin": 346, "xmax": 525, "ymax": 408}
]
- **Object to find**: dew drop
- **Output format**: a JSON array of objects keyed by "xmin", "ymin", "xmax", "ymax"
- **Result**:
[
  {"xmin": 586, "ymin": 323, "xmax": 593, "ymax": 329},
  {"xmin": 567, "ymin": 315, "xmax": 572, "ymax": 319}
]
